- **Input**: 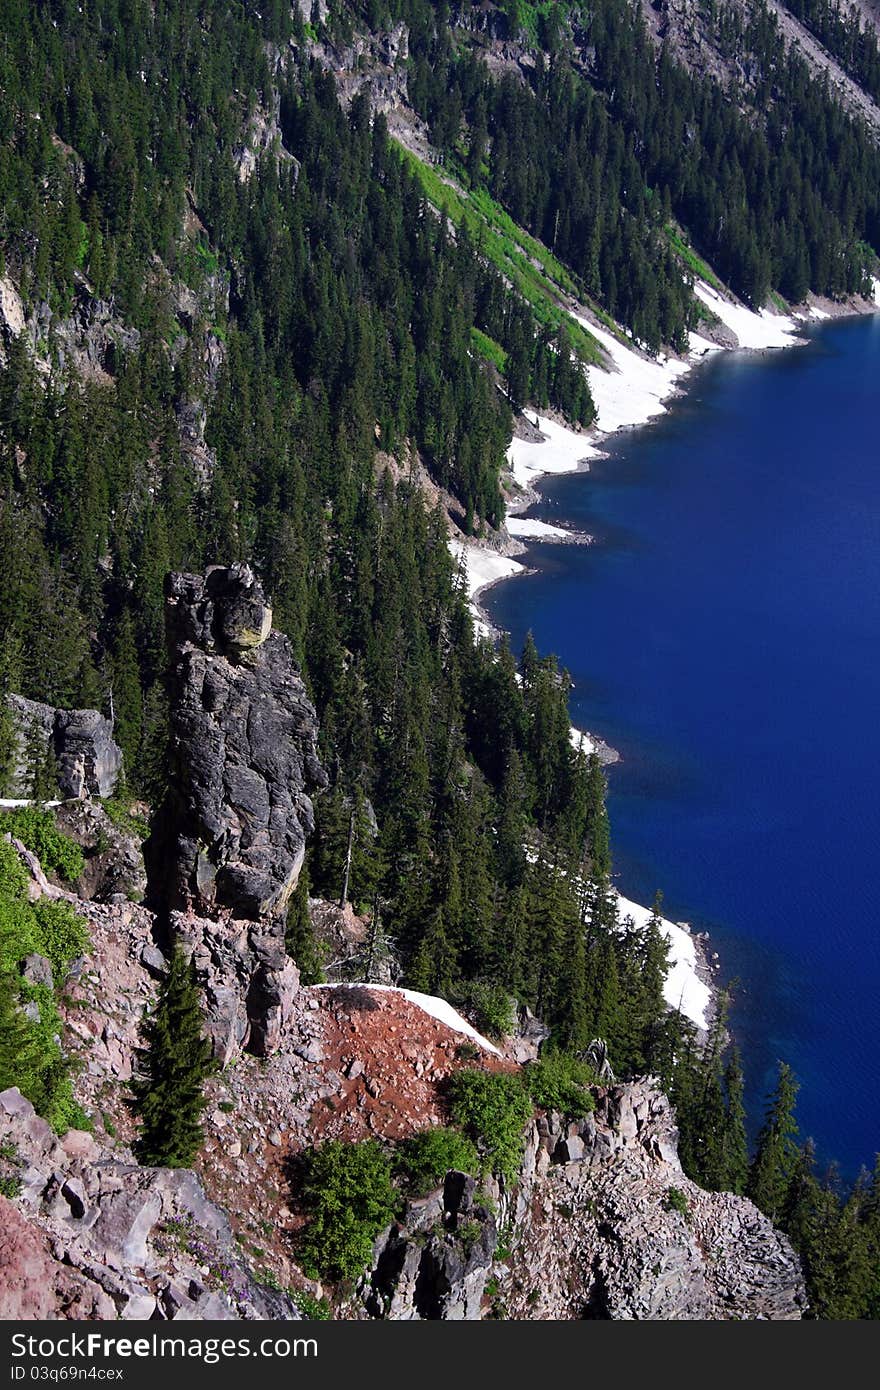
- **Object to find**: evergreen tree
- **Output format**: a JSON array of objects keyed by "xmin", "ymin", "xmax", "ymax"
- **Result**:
[
  {"xmin": 722, "ymin": 1047, "xmax": 749, "ymax": 1194},
  {"xmin": 285, "ymin": 863, "xmax": 324, "ymax": 986},
  {"xmin": 0, "ymin": 635, "xmax": 22, "ymax": 796},
  {"xmin": 0, "ymin": 974, "xmax": 43, "ymax": 1098},
  {"xmin": 132, "ymin": 946, "xmax": 215, "ymax": 1167},
  {"xmin": 110, "ymin": 608, "xmax": 143, "ymax": 788},
  {"xmin": 748, "ymin": 1061, "xmax": 800, "ymax": 1222}
]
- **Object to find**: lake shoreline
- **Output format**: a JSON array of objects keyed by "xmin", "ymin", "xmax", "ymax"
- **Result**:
[{"xmin": 454, "ymin": 279, "xmax": 880, "ymax": 1044}]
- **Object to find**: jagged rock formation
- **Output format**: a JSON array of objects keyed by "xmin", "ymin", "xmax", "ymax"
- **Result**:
[
  {"xmin": 502, "ymin": 1083, "xmax": 807, "ymax": 1319},
  {"xmin": 0, "ymin": 1088, "xmax": 300, "ymax": 1321},
  {"xmin": 7, "ymin": 823, "xmax": 807, "ymax": 1321},
  {"xmin": 3, "ymin": 694, "xmax": 123, "ymax": 800},
  {"xmin": 3, "ymin": 821, "xmax": 806, "ymax": 1323},
  {"xmin": 361, "ymin": 1081, "xmax": 808, "ymax": 1320},
  {"xmin": 145, "ymin": 563, "xmax": 325, "ymax": 1060},
  {"xmin": 148, "ymin": 563, "xmax": 325, "ymax": 921},
  {"xmin": 364, "ymin": 1167, "xmax": 497, "ymax": 1317},
  {"xmin": 366, "ymin": 1171, "xmax": 498, "ymax": 1320},
  {"xmin": 167, "ymin": 909, "xmax": 302, "ymax": 1064}
]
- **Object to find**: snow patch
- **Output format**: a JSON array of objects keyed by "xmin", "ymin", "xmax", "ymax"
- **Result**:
[
  {"xmin": 312, "ymin": 982, "xmax": 500, "ymax": 1054},
  {"xmin": 450, "ymin": 538, "xmax": 524, "ymax": 604},
  {"xmin": 576, "ymin": 316, "xmax": 693, "ymax": 435},
  {"xmin": 615, "ymin": 893, "xmax": 711, "ymax": 1031},
  {"xmin": 508, "ymin": 414, "xmax": 601, "ymax": 492},
  {"xmin": 688, "ymin": 330, "xmax": 723, "ymax": 357},
  {"xmin": 569, "ymin": 726, "xmax": 600, "ymax": 758},
  {"xmin": 0, "ymin": 799, "xmax": 61, "ymax": 810},
  {"xmin": 506, "ymin": 516, "xmax": 572, "ymax": 541},
  {"xmin": 693, "ymin": 282, "xmax": 804, "ymax": 350}
]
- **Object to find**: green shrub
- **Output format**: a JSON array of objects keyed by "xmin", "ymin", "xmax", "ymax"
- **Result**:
[
  {"xmin": 31, "ymin": 900, "xmax": 89, "ymax": 979},
  {"xmin": 2, "ymin": 982, "xmax": 91, "ymax": 1135},
  {"xmin": 0, "ymin": 808, "xmax": 84, "ymax": 883},
  {"xmin": 294, "ymin": 1291, "xmax": 332, "ymax": 1320},
  {"xmin": 523, "ymin": 1051, "xmax": 596, "ymax": 1119},
  {"xmin": 395, "ymin": 1126, "xmax": 480, "ymax": 1196},
  {"xmin": 0, "ymin": 889, "xmax": 88, "ymax": 982},
  {"xmin": 298, "ymin": 1140, "xmax": 398, "ymax": 1283},
  {"xmin": 0, "ymin": 896, "xmax": 39, "ymax": 974},
  {"xmin": 0, "ymin": 841, "xmax": 27, "ymax": 900},
  {"xmin": 447, "ymin": 1070, "xmax": 533, "ymax": 1184},
  {"xmin": 100, "ymin": 799, "xmax": 149, "ymax": 841},
  {"xmin": 458, "ymin": 982, "xmax": 516, "ymax": 1040},
  {"xmin": 665, "ymin": 1186, "xmax": 690, "ymax": 1220},
  {"xmin": 0, "ymin": 1136, "xmax": 21, "ymax": 1198}
]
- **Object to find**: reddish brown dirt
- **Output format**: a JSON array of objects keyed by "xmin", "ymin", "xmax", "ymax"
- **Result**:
[{"xmin": 309, "ymin": 985, "xmax": 514, "ymax": 1144}]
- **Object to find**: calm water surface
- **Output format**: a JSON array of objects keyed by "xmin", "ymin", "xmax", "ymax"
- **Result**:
[{"xmin": 486, "ymin": 315, "xmax": 880, "ymax": 1176}]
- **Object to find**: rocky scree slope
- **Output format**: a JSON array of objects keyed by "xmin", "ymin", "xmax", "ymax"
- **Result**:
[
  {"xmin": 3, "ymin": 816, "xmax": 807, "ymax": 1320},
  {"xmin": 362, "ymin": 1082, "xmax": 807, "ymax": 1320}
]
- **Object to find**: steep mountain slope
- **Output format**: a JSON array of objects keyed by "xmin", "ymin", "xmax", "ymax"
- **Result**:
[
  {"xmin": 2, "ymin": 0, "xmax": 880, "ymax": 1322},
  {"xmin": 0, "ymin": 837, "xmax": 806, "ymax": 1321},
  {"xmin": 640, "ymin": 0, "xmax": 880, "ymax": 137}
]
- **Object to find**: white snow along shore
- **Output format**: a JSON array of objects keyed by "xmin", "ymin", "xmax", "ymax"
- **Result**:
[
  {"xmin": 616, "ymin": 894, "xmax": 711, "ymax": 1032},
  {"xmin": 450, "ymin": 278, "xmax": 837, "ymax": 1037}
]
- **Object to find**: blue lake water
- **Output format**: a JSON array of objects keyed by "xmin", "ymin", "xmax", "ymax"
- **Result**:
[{"xmin": 486, "ymin": 314, "xmax": 880, "ymax": 1177}]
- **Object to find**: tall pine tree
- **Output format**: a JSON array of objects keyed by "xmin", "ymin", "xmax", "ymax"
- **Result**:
[
  {"xmin": 132, "ymin": 946, "xmax": 214, "ymax": 1167},
  {"xmin": 747, "ymin": 1061, "xmax": 800, "ymax": 1222}
]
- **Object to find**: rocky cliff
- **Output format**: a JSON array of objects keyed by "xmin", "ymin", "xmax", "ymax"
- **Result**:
[
  {"xmin": 0, "ymin": 1088, "xmax": 299, "ymax": 1321},
  {"xmin": 148, "ymin": 563, "xmax": 325, "ymax": 923},
  {"xmin": 362, "ymin": 1081, "xmax": 807, "ymax": 1321},
  {"xmin": 1, "ymin": 824, "xmax": 807, "ymax": 1321},
  {"xmin": 0, "ymin": 561, "xmax": 806, "ymax": 1322},
  {"xmin": 143, "ymin": 563, "xmax": 326, "ymax": 1062},
  {"xmin": 3, "ymin": 694, "xmax": 122, "ymax": 800}
]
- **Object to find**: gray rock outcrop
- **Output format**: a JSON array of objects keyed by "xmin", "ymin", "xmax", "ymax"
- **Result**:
[
  {"xmin": 52, "ymin": 799, "xmax": 147, "ymax": 903},
  {"xmin": 145, "ymin": 563, "xmax": 325, "ymax": 1060},
  {"xmin": 3, "ymin": 694, "xmax": 122, "ymax": 800},
  {"xmin": 365, "ymin": 1171, "xmax": 497, "ymax": 1321},
  {"xmin": 359, "ymin": 1080, "xmax": 807, "ymax": 1321},
  {"xmin": 0, "ymin": 1087, "xmax": 300, "ymax": 1321},
  {"xmin": 147, "ymin": 563, "xmax": 325, "ymax": 922}
]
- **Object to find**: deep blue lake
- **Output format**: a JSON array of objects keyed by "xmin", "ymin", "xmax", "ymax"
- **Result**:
[{"xmin": 486, "ymin": 314, "xmax": 880, "ymax": 1178}]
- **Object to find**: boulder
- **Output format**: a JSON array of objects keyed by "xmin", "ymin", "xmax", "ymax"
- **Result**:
[
  {"xmin": 52, "ymin": 800, "xmax": 146, "ymax": 903},
  {"xmin": 21, "ymin": 954, "xmax": 54, "ymax": 989},
  {"xmin": 0, "ymin": 1089, "xmax": 301, "ymax": 1321}
]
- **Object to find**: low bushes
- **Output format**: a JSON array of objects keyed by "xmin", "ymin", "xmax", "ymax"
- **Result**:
[
  {"xmin": 0, "ymin": 807, "xmax": 84, "ymax": 883},
  {"xmin": 394, "ymin": 1126, "xmax": 480, "ymax": 1196},
  {"xmin": 297, "ymin": 1140, "xmax": 398, "ymax": 1282},
  {"xmin": 522, "ymin": 1051, "xmax": 596, "ymax": 1119},
  {"xmin": 0, "ymin": 839, "xmax": 90, "ymax": 1134},
  {"xmin": 447, "ymin": 1070, "xmax": 533, "ymax": 1184}
]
